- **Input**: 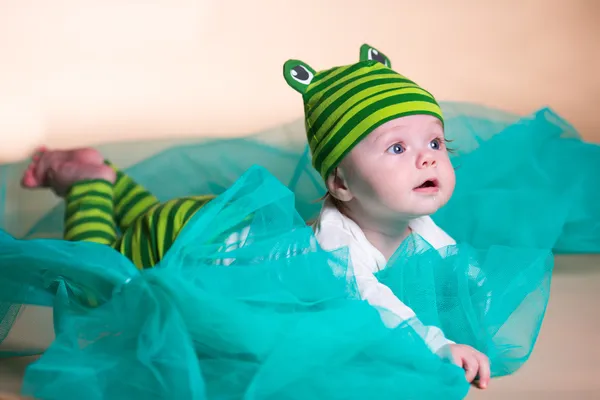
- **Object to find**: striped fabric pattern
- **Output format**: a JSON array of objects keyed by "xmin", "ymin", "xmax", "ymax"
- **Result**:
[
  {"xmin": 64, "ymin": 180, "xmax": 117, "ymax": 244},
  {"xmin": 303, "ymin": 60, "xmax": 443, "ymax": 179},
  {"xmin": 63, "ymin": 165, "xmax": 214, "ymax": 270},
  {"xmin": 111, "ymin": 195, "xmax": 213, "ymax": 269}
]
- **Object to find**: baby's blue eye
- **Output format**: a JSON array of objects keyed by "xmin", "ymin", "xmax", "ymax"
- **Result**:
[
  {"xmin": 430, "ymin": 139, "xmax": 442, "ymax": 150},
  {"xmin": 386, "ymin": 144, "xmax": 404, "ymax": 154}
]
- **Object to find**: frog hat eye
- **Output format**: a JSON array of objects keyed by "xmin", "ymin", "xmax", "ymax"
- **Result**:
[
  {"xmin": 283, "ymin": 60, "xmax": 316, "ymax": 94},
  {"xmin": 359, "ymin": 44, "xmax": 391, "ymax": 68}
]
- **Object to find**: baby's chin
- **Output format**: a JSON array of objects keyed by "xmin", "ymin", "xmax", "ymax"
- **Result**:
[{"xmin": 388, "ymin": 195, "xmax": 449, "ymax": 218}]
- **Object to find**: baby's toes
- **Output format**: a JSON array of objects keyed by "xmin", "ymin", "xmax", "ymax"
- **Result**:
[
  {"xmin": 21, "ymin": 164, "xmax": 40, "ymax": 187},
  {"xmin": 32, "ymin": 146, "xmax": 48, "ymax": 162}
]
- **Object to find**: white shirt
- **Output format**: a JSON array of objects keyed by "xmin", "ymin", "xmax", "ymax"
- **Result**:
[{"xmin": 312, "ymin": 198, "xmax": 456, "ymax": 353}]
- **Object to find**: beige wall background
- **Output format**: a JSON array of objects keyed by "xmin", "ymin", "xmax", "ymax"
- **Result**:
[{"xmin": 0, "ymin": 0, "xmax": 598, "ymax": 163}]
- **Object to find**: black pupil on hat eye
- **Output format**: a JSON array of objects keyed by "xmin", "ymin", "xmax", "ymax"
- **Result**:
[
  {"xmin": 292, "ymin": 66, "xmax": 309, "ymax": 81},
  {"xmin": 370, "ymin": 49, "xmax": 386, "ymax": 64}
]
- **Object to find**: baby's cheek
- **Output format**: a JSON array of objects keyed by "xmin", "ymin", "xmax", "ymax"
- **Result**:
[
  {"xmin": 441, "ymin": 161, "xmax": 456, "ymax": 188},
  {"xmin": 351, "ymin": 176, "xmax": 385, "ymax": 207},
  {"xmin": 347, "ymin": 158, "xmax": 408, "ymax": 203},
  {"xmin": 372, "ymin": 177, "xmax": 409, "ymax": 205}
]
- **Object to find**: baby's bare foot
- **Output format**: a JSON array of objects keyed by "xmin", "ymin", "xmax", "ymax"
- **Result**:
[
  {"xmin": 21, "ymin": 147, "xmax": 116, "ymax": 197},
  {"xmin": 21, "ymin": 147, "xmax": 105, "ymax": 188}
]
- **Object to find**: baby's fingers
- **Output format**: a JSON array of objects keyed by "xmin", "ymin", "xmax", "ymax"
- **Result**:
[
  {"xmin": 462, "ymin": 355, "xmax": 479, "ymax": 383},
  {"xmin": 474, "ymin": 353, "xmax": 491, "ymax": 389}
]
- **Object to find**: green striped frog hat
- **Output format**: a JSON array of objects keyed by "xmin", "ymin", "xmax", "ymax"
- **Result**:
[{"xmin": 283, "ymin": 44, "xmax": 443, "ymax": 180}]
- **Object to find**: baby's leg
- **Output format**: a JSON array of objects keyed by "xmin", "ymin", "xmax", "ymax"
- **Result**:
[
  {"xmin": 21, "ymin": 147, "xmax": 118, "ymax": 244},
  {"xmin": 105, "ymin": 161, "xmax": 160, "ymax": 233},
  {"xmin": 21, "ymin": 148, "xmax": 119, "ymax": 308},
  {"xmin": 22, "ymin": 146, "xmax": 160, "ymax": 233},
  {"xmin": 63, "ymin": 179, "xmax": 117, "ymax": 244}
]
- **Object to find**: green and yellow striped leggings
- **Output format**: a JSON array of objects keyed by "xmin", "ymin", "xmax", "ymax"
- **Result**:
[{"xmin": 64, "ymin": 162, "xmax": 214, "ymax": 269}]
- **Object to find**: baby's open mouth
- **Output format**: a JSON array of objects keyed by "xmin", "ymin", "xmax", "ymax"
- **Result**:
[
  {"xmin": 414, "ymin": 179, "xmax": 438, "ymax": 189},
  {"xmin": 413, "ymin": 179, "xmax": 439, "ymax": 192}
]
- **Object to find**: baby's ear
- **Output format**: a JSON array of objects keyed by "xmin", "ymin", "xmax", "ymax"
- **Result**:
[
  {"xmin": 283, "ymin": 59, "xmax": 316, "ymax": 94},
  {"xmin": 326, "ymin": 168, "xmax": 354, "ymax": 202},
  {"xmin": 360, "ymin": 44, "xmax": 391, "ymax": 68}
]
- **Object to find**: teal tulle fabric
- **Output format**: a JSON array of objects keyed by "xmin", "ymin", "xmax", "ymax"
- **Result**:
[{"xmin": 0, "ymin": 102, "xmax": 597, "ymax": 399}]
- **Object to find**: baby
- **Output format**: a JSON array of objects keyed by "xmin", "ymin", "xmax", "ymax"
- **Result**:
[
  {"xmin": 285, "ymin": 44, "xmax": 490, "ymax": 388},
  {"xmin": 20, "ymin": 44, "xmax": 489, "ymax": 389}
]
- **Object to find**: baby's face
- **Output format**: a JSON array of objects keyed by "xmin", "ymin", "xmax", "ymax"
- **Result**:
[{"xmin": 337, "ymin": 114, "xmax": 455, "ymax": 219}]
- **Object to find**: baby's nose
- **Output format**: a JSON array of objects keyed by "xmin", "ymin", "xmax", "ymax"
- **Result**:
[{"xmin": 417, "ymin": 153, "xmax": 437, "ymax": 168}]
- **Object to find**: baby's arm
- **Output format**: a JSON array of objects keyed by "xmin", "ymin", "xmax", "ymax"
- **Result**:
[
  {"xmin": 359, "ymin": 267, "xmax": 492, "ymax": 386},
  {"xmin": 352, "ymin": 252, "xmax": 491, "ymax": 388},
  {"xmin": 351, "ymin": 260, "xmax": 454, "ymax": 353},
  {"xmin": 318, "ymin": 230, "xmax": 453, "ymax": 353},
  {"xmin": 317, "ymin": 228, "xmax": 490, "ymax": 387}
]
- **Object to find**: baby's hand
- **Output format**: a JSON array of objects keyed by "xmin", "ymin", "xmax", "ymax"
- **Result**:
[{"xmin": 448, "ymin": 344, "xmax": 490, "ymax": 389}]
